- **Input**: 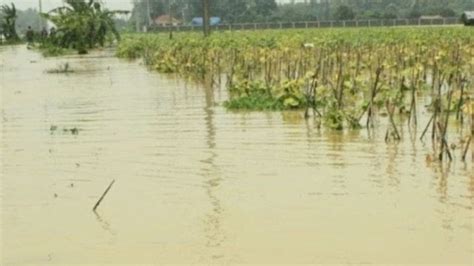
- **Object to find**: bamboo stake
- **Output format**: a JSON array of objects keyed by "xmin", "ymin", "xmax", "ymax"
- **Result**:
[
  {"xmin": 471, "ymin": 104, "xmax": 474, "ymax": 161},
  {"xmin": 437, "ymin": 122, "xmax": 452, "ymax": 162},
  {"xmin": 455, "ymin": 77, "xmax": 465, "ymax": 122},
  {"xmin": 93, "ymin": 180, "xmax": 116, "ymax": 212},
  {"xmin": 366, "ymin": 66, "xmax": 382, "ymax": 129},
  {"xmin": 462, "ymin": 136, "xmax": 471, "ymax": 162},
  {"xmin": 420, "ymin": 113, "xmax": 434, "ymax": 141},
  {"xmin": 439, "ymin": 90, "xmax": 453, "ymax": 160},
  {"xmin": 386, "ymin": 101, "xmax": 401, "ymax": 141}
]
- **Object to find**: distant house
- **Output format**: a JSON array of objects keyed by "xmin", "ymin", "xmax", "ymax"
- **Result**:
[
  {"xmin": 190, "ymin": 17, "xmax": 221, "ymax": 26},
  {"xmin": 154, "ymin": 15, "xmax": 182, "ymax": 26},
  {"xmin": 461, "ymin": 11, "xmax": 474, "ymax": 26}
]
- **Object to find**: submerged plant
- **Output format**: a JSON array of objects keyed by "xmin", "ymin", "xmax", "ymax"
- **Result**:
[
  {"xmin": 118, "ymin": 28, "xmax": 473, "ymax": 134},
  {"xmin": 47, "ymin": 62, "xmax": 74, "ymax": 74},
  {"xmin": 42, "ymin": 0, "xmax": 128, "ymax": 54},
  {"xmin": 0, "ymin": 3, "xmax": 19, "ymax": 42}
]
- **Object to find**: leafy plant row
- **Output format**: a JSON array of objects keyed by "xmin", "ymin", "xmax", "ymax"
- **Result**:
[{"xmin": 117, "ymin": 28, "xmax": 473, "ymax": 133}]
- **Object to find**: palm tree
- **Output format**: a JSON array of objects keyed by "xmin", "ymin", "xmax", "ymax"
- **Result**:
[{"xmin": 1, "ymin": 3, "xmax": 19, "ymax": 41}]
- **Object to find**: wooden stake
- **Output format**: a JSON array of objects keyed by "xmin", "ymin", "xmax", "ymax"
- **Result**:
[
  {"xmin": 462, "ymin": 136, "xmax": 471, "ymax": 162},
  {"xmin": 386, "ymin": 101, "xmax": 401, "ymax": 141},
  {"xmin": 420, "ymin": 113, "xmax": 434, "ymax": 141},
  {"xmin": 93, "ymin": 180, "xmax": 116, "ymax": 212},
  {"xmin": 471, "ymin": 102, "xmax": 474, "ymax": 161}
]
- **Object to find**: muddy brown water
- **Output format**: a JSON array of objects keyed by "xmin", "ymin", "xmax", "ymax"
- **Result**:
[{"xmin": 1, "ymin": 45, "xmax": 472, "ymax": 265}]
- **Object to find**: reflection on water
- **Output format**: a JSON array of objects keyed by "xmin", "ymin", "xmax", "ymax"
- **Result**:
[
  {"xmin": 201, "ymin": 81, "xmax": 226, "ymax": 261},
  {"xmin": 1, "ymin": 45, "xmax": 473, "ymax": 265},
  {"xmin": 94, "ymin": 211, "xmax": 117, "ymax": 238}
]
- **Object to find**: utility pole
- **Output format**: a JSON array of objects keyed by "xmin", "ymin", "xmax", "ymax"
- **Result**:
[
  {"xmin": 134, "ymin": 1, "xmax": 140, "ymax": 32},
  {"xmin": 146, "ymin": 0, "xmax": 152, "ymax": 28},
  {"xmin": 38, "ymin": 0, "xmax": 43, "ymax": 30},
  {"xmin": 169, "ymin": 0, "xmax": 173, "ymax": 39},
  {"xmin": 182, "ymin": 3, "xmax": 188, "ymax": 24},
  {"xmin": 202, "ymin": 0, "xmax": 210, "ymax": 37},
  {"xmin": 324, "ymin": 0, "xmax": 330, "ymax": 20}
]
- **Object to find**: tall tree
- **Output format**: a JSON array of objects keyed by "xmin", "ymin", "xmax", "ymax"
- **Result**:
[
  {"xmin": 255, "ymin": 0, "xmax": 277, "ymax": 18},
  {"xmin": 223, "ymin": 0, "xmax": 249, "ymax": 23},
  {"xmin": 0, "ymin": 3, "xmax": 19, "ymax": 41},
  {"xmin": 333, "ymin": 5, "xmax": 355, "ymax": 20}
]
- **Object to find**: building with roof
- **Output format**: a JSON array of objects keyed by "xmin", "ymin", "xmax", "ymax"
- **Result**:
[
  {"xmin": 154, "ymin": 15, "xmax": 182, "ymax": 26},
  {"xmin": 190, "ymin": 17, "xmax": 221, "ymax": 26}
]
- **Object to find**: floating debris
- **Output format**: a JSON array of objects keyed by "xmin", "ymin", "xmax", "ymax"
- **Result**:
[
  {"xmin": 60, "ymin": 127, "xmax": 80, "ymax": 135},
  {"xmin": 51, "ymin": 126, "xmax": 81, "ymax": 135},
  {"xmin": 47, "ymin": 62, "xmax": 74, "ymax": 74}
]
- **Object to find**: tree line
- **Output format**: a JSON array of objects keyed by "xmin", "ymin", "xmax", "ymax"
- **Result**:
[{"xmin": 129, "ymin": 0, "xmax": 474, "ymax": 29}]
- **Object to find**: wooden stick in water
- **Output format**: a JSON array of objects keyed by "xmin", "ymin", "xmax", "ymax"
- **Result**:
[
  {"xmin": 462, "ymin": 136, "xmax": 471, "ymax": 162},
  {"xmin": 471, "ymin": 104, "xmax": 474, "ymax": 161},
  {"xmin": 93, "ymin": 180, "xmax": 116, "ymax": 212},
  {"xmin": 386, "ymin": 101, "xmax": 401, "ymax": 141},
  {"xmin": 420, "ymin": 113, "xmax": 434, "ymax": 141},
  {"xmin": 436, "ymin": 122, "xmax": 452, "ymax": 162}
]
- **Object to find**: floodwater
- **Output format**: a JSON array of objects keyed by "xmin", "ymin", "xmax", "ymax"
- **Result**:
[{"xmin": 1, "ymin": 45, "xmax": 472, "ymax": 265}]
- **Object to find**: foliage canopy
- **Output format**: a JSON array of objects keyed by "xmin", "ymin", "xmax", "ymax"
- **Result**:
[
  {"xmin": 42, "ymin": 0, "xmax": 128, "ymax": 54},
  {"xmin": 0, "ymin": 3, "xmax": 19, "ymax": 42}
]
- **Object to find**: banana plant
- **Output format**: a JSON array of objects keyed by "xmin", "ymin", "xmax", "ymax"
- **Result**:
[
  {"xmin": 42, "ymin": 0, "xmax": 128, "ymax": 54},
  {"xmin": 0, "ymin": 3, "xmax": 19, "ymax": 41}
]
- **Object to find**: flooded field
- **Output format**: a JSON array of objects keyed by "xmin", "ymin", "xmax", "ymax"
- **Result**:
[{"xmin": 1, "ymin": 45, "xmax": 473, "ymax": 265}]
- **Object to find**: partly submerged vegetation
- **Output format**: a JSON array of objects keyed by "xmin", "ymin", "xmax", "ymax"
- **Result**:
[
  {"xmin": 37, "ymin": 43, "xmax": 71, "ymax": 57},
  {"xmin": 117, "ymin": 28, "xmax": 473, "ymax": 133},
  {"xmin": 0, "ymin": 3, "xmax": 20, "ymax": 44},
  {"xmin": 46, "ymin": 62, "xmax": 74, "ymax": 74},
  {"xmin": 40, "ymin": 0, "xmax": 128, "ymax": 54}
]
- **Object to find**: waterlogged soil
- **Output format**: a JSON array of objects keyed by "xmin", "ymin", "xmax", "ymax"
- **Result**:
[{"xmin": 1, "ymin": 45, "xmax": 473, "ymax": 265}]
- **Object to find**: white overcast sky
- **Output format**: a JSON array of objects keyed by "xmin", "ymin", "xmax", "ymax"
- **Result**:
[
  {"xmin": 0, "ymin": 0, "xmax": 133, "ymax": 11},
  {"xmin": 0, "ymin": 0, "xmax": 298, "ymax": 12}
]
